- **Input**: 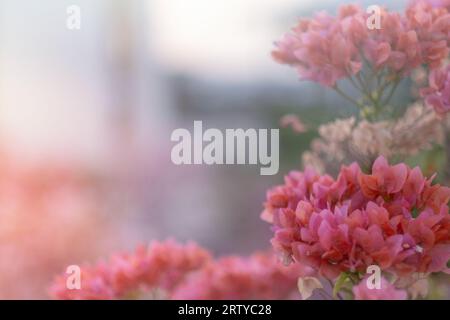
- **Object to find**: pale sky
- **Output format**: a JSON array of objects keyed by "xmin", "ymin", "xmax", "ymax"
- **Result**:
[
  {"xmin": 148, "ymin": 0, "xmax": 314, "ymax": 80},
  {"xmin": 147, "ymin": 0, "xmax": 407, "ymax": 80}
]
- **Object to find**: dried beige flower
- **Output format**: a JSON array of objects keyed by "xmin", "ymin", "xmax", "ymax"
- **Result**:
[{"xmin": 303, "ymin": 103, "xmax": 449, "ymax": 174}]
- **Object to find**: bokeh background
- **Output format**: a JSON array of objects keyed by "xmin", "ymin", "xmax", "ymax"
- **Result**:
[{"xmin": 0, "ymin": 0, "xmax": 420, "ymax": 299}]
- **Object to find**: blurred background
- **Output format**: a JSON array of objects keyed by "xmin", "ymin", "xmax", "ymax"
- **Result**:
[{"xmin": 0, "ymin": 0, "xmax": 411, "ymax": 299}]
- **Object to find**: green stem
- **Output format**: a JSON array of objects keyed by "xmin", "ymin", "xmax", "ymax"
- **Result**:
[
  {"xmin": 348, "ymin": 76, "xmax": 363, "ymax": 92},
  {"xmin": 356, "ymin": 73, "xmax": 375, "ymax": 103},
  {"xmin": 327, "ymin": 279, "xmax": 344, "ymax": 300},
  {"xmin": 333, "ymin": 85, "xmax": 363, "ymax": 110},
  {"xmin": 382, "ymin": 78, "xmax": 401, "ymax": 106}
]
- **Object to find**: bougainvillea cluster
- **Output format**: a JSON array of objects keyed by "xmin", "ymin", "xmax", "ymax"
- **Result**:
[
  {"xmin": 353, "ymin": 276, "xmax": 408, "ymax": 300},
  {"xmin": 262, "ymin": 156, "xmax": 450, "ymax": 280},
  {"xmin": 172, "ymin": 253, "xmax": 308, "ymax": 300},
  {"xmin": 421, "ymin": 65, "xmax": 450, "ymax": 115},
  {"xmin": 50, "ymin": 241, "xmax": 306, "ymax": 300},
  {"xmin": 272, "ymin": 1, "xmax": 450, "ymax": 117},
  {"xmin": 273, "ymin": 2, "xmax": 450, "ymax": 86},
  {"xmin": 50, "ymin": 240, "xmax": 211, "ymax": 299}
]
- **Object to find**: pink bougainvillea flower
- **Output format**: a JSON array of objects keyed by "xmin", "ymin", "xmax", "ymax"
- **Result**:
[
  {"xmin": 272, "ymin": 7, "xmax": 362, "ymax": 87},
  {"xmin": 51, "ymin": 241, "xmax": 312, "ymax": 300},
  {"xmin": 353, "ymin": 276, "xmax": 408, "ymax": 300},
  {"xmin": 272, "ymin": 33, "xmax": 302, "ymax": 66},
  {"xmin": 273, "ymin": 3, "xmax": 450, "ymax": 87},
  {"xmin": 411, "ymin": 0, "xmax": 450, "ymax": 9},
  {"xmin": 364, "ymin": 40, "xmax": 392, "ymax": 69},
  {"xmin": 405, "ymin": 1, "xmax": 450, "ymax": 68},
  {"xmin": 50, "ymin": 240, "xmax": 212, "ymax": 299},
  {"xmin": 280, "ymin": 114, "xmax": 307, "ymax": 134},
  {"xmin": 262, "ymin": 156, "xmax": 450, "ymax": 280},
  {"xmin": 421, "ymin": 66, "xmax": 450, "ymax": 115},
  {"xmin": 172, "ymin": 252, "xmax": 310, "ymax": 300},
  {"xmin": 359, "ymin": 156, "xmax": 409, "ymax": 198}
]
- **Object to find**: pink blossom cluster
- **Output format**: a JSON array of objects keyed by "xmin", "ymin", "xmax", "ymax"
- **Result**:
[
  {"xmin": 50, "ymin": 241, "xmax": 305, "ymax": 300},
  {"xmin": 412, "ymin": 0, "xmax": 450, "ymax": 10},
  {"xmin": 262, "ymin": 156, "xmax": 450, "ymax": 280},
  {"xmin": 172, "ymin": 252, "xmax": 307, "ymax": 300},
  {"xmin": 421, "ymin": 65, "xmax": 450, "ymax": 114},
  {"xmin": 353, "ymin": 276, "xmax": 408, "ymax": 300},
  {"xmin": 272, "ymin": 3, "xmax": 450, "ymax": 87},
  {"xmin": 415, "ymin": 0, "xmax": 450, "ymax": 115},
  {"xmin": 50, "ymin": 240, "xmax": 211, "ymax": 299}
]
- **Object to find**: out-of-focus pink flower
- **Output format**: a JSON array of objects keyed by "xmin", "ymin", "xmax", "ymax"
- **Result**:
[
  {"xmin": 50, "ymin": 240, "xmax": 212, "ymax": 299},
  {"xmin": 272, "ymin": 33, "xmax": 302, "ymax": 66},
  {"xmin": 353, "ymin": 276, "xmax": 408, "ymax": 300},
  {"xmin": 280, "ymin": 114, "xmax": 307, "ymax": 134},
  {"xmin": 262, "ymin": 156, "xmax": 450, "ymax": 280},
  {"xmin": 272, "ymin": 7, "xmax": 362, "ymax": 87},
  {"xmin": 364, "ymin": 40, "xmax": 392, "ymax": 68},
  {"xmin": 405, "ymin": 1, "xmax": 450, "ymax": 68},
  {"xmin": 0, "ymin": 151, "xmax": 117, "ymax": 299},
  {"xmin": 411, "ymin": 0, "xmax": 450, "ymax": 9},
  {"xmin": 421, "ymin": 66, "xmax": 450, "ymax": 115},
  {"xmin": 51, "ymin": 242, "xmax": 310, "ymax": 300},
  {"xmin": 172, "ymin": 252, "xmax": 310, "ymax": 300},
  {"xmin": 273, "ymin": 3, "xmax": 450, "ymax": 87}
]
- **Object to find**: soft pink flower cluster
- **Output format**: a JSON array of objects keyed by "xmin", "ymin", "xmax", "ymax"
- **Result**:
[
  {"xmin": 416, "ymin": 0, "xmax": 450, "ymax": 115},
  {"xmin": 262, "ymin": 156, "xmax": 450, "ymax": 280},
  {"xmin": 172, "ymin": 253, "xmax": 307, "ymax": 300},
  {"xmin": 412, "ymin": 0, "xmax": 450, "ymax": 10},
  {"xmin": 50, "ymin": 241, "xmax": 305, "ymax": 300},
  {"xmin": 50, "ymin": 240, "xmax": 211, "ymax": 299},
  {"xmin": 353, "ymin": 276, "xmax": 408, "ymax": 300},
  {"xmin": 421, "ymin": 65, "xmax": 450, "ymax": 114},
  {"xmin": 272, "ymin": 3, "xmax": 450, "ymax": 87}
]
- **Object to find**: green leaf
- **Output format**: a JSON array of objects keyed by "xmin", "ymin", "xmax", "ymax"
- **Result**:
[
  {"xmin": 333, "ymin": 272, "xmax": 349, "ymax": 299},
  {"xmin": 411, "ymin": 207, "xmax": 420, "ymax": 218}
]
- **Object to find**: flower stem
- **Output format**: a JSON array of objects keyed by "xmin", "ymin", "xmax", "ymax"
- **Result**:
[
  {"xmin": 333, "ymin": 85, "xmax": 363, "ymax": 110},
  {"xmin": 382, "ymin": 78, "xmax": 401, "ymax": 106},
  {"xmin": 356, "ymin": 73, "xmax": 378, "ymax": 106}
]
